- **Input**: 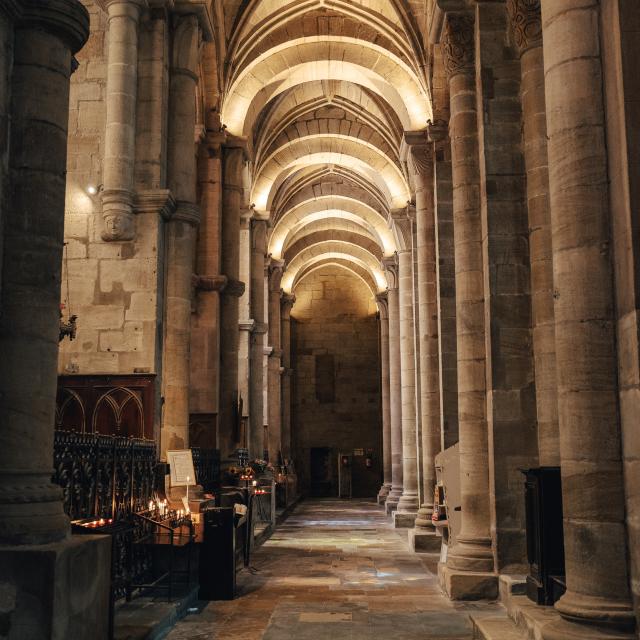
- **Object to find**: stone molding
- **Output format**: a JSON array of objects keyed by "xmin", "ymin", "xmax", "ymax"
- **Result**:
[
  {"xmin": 173, "ymin": 201, "xmax": 201, "ymax": 226},
  {"xmin": 382, "ymin": 255, "xmax": 399, "ymax": 290},
  {"xmin": 192, "ymin": 273, "xmax": 227, "ymax": 292},
  {"xmin": 506, "ymin": 0, "xmax": 542, "ymax": 55},
  {"xmin": 252, "ymin": 321, "xmax": 268, "ymax": 335},
  {"xmin": 18, "ymin": 0, "xmax": 90, "ymax": 54},
  {"xmin": 442, "ymin": 13, "xmax": 475, "ymax": 79},
  {"xmin": 239, "ymin": 319, "xmax": 256, "ymax": 332},
  {"xmin": 134, "ymin": 188, "xmax": 177, "ymax": 220},
  {"xmin": 221, "ymin": 278, "xmax": 245, "ymax": 298}
]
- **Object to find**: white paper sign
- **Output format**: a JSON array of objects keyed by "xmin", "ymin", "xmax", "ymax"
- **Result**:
[{"xmin": 167, "ymin": 449, "xmax": 196, "ymax": 487}]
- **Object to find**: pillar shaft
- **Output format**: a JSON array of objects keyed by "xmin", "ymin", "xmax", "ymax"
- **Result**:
[
  {"xmin": 376, "ymin": 293, "xmax": 392, "ymax": 502},
  {"xmin": 383, "ymin": 258, "xmax": 403, "ymax": 510},
  {"xmin": 280, "ymin": 293, "xmax": 295, "ymax": 461},
  {"xmin": 249, "ymin": 219, "xmax": 268, "ymax": 459},
  {"xmin": 0, "ymin": 0, "xmax": 89, "ymax": 545},
  {"xmin": 410, "ymin": 145, "xmax": 440, "ymax": 530},
  {"xmin": 218, "ymin": 143, "xmax": 246, "ymax": 458},
  {"xmin": 101, "ymin": 0, "xmax": 142, "ymax": 241},
  {"xmin": 443, "ymin": 13, "xmax": 493, "ymax": 573},
  {"xmin": 267, "ymin": 264, "xmax": 283, "ymax": 463},
  {"xmin": 162, "ymin": 14, "xmax": 200, "ymax": 456},
  {"xmin": 539, "ymin": 0, "xmax": 635, "ymax": 634},
  {"xmin": 507, "ymin": 0, "xmax": 559, "ymax": 467},
  {"xmin": 397, "ymin": 247, "xmax": 419, "ymax": 515}
]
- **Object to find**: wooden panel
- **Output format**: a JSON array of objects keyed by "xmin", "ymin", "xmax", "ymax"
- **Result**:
[{"xmin": 56, "ymin": 374, "xmax": 156, "ymax": 440}]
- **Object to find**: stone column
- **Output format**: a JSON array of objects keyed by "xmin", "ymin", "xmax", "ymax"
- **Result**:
[
  {"xmin": 101, "ymin": 0, "xmax": 144, "ymax": 241},
  {"xmin": 430, "ymin": 122, "xmax": 459, "ymax": 450},
  {"xmin": 162, "ymin": 14, "xmax": 201, "ymax": 455},
  {"xmin": 267, "ymin": 261, "xmax": 284, "ymax": 463},
  {"xmin": 507, "ymin": 0, "xmax": 559, "ymax": 467},
  {"xmin": 407, "ymin": 140, "xmax": 442, "ymax": 552},
  {"xmin": 0, "ymin": 0, "xmax": 89, "ymax": 545},
  {"xmin": 440, "ymin": 12, "xmax": 496, "ymax": 598},
  {"xmin": 249, "ymin": 218, "xmax": 268, "ymax": 459},
  {"xmin": 394, "ymin": 219, "xmax": 420, "ymax": 528},
  {"xmin": 538, "ymin": 0, "xmax": 635, "ymax": 636},
  {"xmin": 218, "ymin": 140, "xmax": 246, "ymax": 458},
  {"xmin": 280, "ymin": 292, "xmax": 295, "ymax": 460},
  {"xmin": 376, "ymin": 292, "xmax": 393, "ymax": 504},
  {"xmin": 0, "ymin": 4, "xmax": 111, "ymax": 636},
  {"xmin": 383, "ymin": 256, "xmax": 403, "ymax": 514},
  {"xmin": 238, "ymin": 211, "xmax": 252, "ymax": 449}
]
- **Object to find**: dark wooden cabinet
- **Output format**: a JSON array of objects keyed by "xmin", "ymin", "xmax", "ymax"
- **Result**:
[{"xmin": 523, "ymin": 467, "xmax": 566, "ymax": 605}]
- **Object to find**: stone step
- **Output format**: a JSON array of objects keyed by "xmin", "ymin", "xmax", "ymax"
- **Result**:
[{"xmin": 472, "ymin": 615, "xmax": 526, "ymax": 640}]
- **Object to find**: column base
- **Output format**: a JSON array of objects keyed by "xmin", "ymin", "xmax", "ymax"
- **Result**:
[
  {"xmin": 408, "ymin": 527, "xmax": 442, "ymax": 552},
  {"xmin": 377, "ymin": 483, "xmax": 392, "ymax": 505},
  {"xmin": 0, "ymin": 534, "xmax": 112, "ymax": 640},
  {"xmin": 385, "ymin": 499, "xmax": 399, "ymax": 515},
  {"xmin": 393, "ymin": 511, "xmax": 417, "ymax": 528},
  {"xmin": 540, "ymin": 618, "xmax": 636, "ymax": 640},
  {"xmin": 446, "ymin": 535, "xmax": 494, "ymax": 573},
  {"xmin": 438, "ymin": 562, "xmax": 498, "ymax": 601}
]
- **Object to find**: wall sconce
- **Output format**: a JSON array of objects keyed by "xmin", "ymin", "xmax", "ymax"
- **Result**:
[{"xmin": 86, "ymin": 183, "xmax": 103, "ymax": 197}]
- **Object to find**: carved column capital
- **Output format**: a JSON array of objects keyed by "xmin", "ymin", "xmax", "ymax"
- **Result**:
[
  {"xmin": 221, "ymin": 278, "xmax": 245, "ymax": 298},
  {"xmin": 407, "ymin": 144, "xmax": 434, "ymax": 183},
  {"xmin": 18, "ymin": 0, "xmax": 90, "ymax": 54},
  {"xmin": 281, "ymin": 293, "xmax": 296, "ymax": 318},
  {"xmin": 192, "ymin": 274, "xmax": 228, "ymax": 292},
  {"xmin": 268, "ymin": 259, "xmax": 285, "ymax": 292},
  {"xmin": 376, "ymin": 291, "xmax": 389, "ymax": 319},
  {"xmin": 442, "ymin": 13, "xmax": 475, "ymax": 79},
  {"xmin": 506, "ymin": 0, "xmax": 542, "ymax": 55},
  {"xmin": 382, "ymin": 255, "xmax": 399, "ymax": 290}
]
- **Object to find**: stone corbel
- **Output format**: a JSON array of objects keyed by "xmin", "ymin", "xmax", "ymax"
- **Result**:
[
  {"xmin": 221, "ymin": 279, "xmax": 246, "ymax": 298},
  {"xmin": 192, "ymin": 274, "xmax": 227, "ymax": 292}
]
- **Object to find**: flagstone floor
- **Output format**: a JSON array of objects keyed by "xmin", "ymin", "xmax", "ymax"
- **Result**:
[{"xmin": 166, "ymin": 499, "xmax": 500, "ymax": 640}]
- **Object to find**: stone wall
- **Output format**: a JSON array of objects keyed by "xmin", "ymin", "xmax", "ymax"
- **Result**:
[
  {"xmin": 58, "ymin": 2, "xmax": 166, "ymax": 378},
  {"xmin": 291, "ymin": 266, "xmax": 381, "ymax": 497},
  {"xmin": 0, "ymin": 10, "xmax": 12, "ymax": 306}
]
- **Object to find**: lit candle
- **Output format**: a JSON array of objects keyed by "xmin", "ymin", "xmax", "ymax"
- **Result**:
[
  {"xmin": 148, "ymin": 500, "xmax": 154, "ymax": 512},
  {"xmin": 186, "ymin": 476, "xmax": 189, "ymax": 503}
]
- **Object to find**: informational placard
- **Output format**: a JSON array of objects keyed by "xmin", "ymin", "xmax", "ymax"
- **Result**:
[{"xmin": 167, "ymin": 449, "xmax": 196, "ymax": 487}]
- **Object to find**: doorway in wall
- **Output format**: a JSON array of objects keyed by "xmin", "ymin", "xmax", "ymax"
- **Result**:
[{"xmin": 310, "ymin": 447, "xmax": 332, "ymax": 496}]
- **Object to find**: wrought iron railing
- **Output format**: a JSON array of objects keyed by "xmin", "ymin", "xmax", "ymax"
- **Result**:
[{"xmin": 191, "ymin": 447, "xmax": 221, "ymax": 494}]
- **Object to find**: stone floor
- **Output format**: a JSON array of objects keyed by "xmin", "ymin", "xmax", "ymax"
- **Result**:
[{"xmin": 166, "ymin": 499, "xmax": 501, "ymax": 640}]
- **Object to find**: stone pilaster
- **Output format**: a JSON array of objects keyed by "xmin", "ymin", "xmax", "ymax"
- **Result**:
[
  {"xmin": 376, "ymin": 292, "xmax": 392, "ymax": 503},
  {"xmin": 267, "ymin": 260, "xmax": 284, "ymax": 463},
  {"xmin": 393, "ymin": 213, "xmax": 419, "ymax": 528},
  {"xmin": 249, "ymin": 217, "xmax": 268, "ymax": 459},
  {"xmin": 237, "ymin": 209, "xmax": 252, "ymax": 447},
  {"xmin": 101, "ymin": 0, "xmax": 146, "ymax": 241},
  {"xmin": 539, "ymin": 0, "xmax": 635, "ymax": 636},
  {"xmin": 407, "ymin": 139, "xmax": 442, "ymax": 552},
  {"xmin": 161, "ymin": 13, "xmax": 201, "ymax": 456},
  {"xmin": 507, "ymin": 0, "xmax": 559, "ymax": 467},
  {"xmin": 280, "ymin": 292, "xmax": 295, "ymax": 461},
  {"xmin": 383, "ymin": 256, "xmax": 403, "ymax": 513},
  {"xmin": 218, "ymin": 139, "xmax": 247, "ymax": 458},
  {"xmin": 439, "ymin": 11, "xmax": 496, "ymax": 598},
  {"xmin": 0, "ymin": 4, "xmax": 111, "ymax": 636}
]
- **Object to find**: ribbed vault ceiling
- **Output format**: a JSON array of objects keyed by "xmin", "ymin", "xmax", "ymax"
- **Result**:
[{"xmin": 221, "ymin": 0, "xmax": 432, "ymax": 297}]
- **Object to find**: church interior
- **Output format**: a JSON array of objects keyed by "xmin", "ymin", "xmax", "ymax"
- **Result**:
[{"xmin": 1, "ymin": 0, "xmax": 640, "ymax": 639}]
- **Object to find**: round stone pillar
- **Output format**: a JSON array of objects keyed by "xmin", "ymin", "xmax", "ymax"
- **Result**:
[
  {"xmin": 101, "ymin": 0, "xmax": 143, "ymax": 241},
  {"xmin": 219, "ymin": 142, "xmax": 246, "ymax": 458},
  {"xmin": 442, "ymin": 13, "xmax": 494, "ymax": 575},
  {"xmin": 0, "ymin": 0, "xmax": 89, "ymax": 545},
  {"xmin": 280, "ymin": 293, "xmax": 295, "ymax": 460},
  {"xmin": 507, "ymin": 0, "xmax": 559, "ymax": 467},
  {"xmin": 376, "ymin": 293, "xmax": 392, "ymax": 503},
  {"xmin": 162, "ymin": 14, "xmax": 201, "ymax": 456},
  {"xmin": 395, "ymin": 244, "xmax": 419, "ymax": 522},
  {"xmin": 383, "ymin": 257, "xmax": 403, "ymax": 513},
  {"xmin": 267, "ymin": 263, "xmax": 284, "ymax": 463},
  {"xmin": 539, "ymin": 0, "xmax": 635, "ymax": 636},
  {"xmin": 249, "ymin": 217, "xmax": 268, "ymax": 459}
]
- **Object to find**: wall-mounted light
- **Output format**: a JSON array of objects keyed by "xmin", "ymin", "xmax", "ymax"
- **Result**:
[{"xmin": 86, "ymin": 183, "xmax": 103, "ymax": 196}]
